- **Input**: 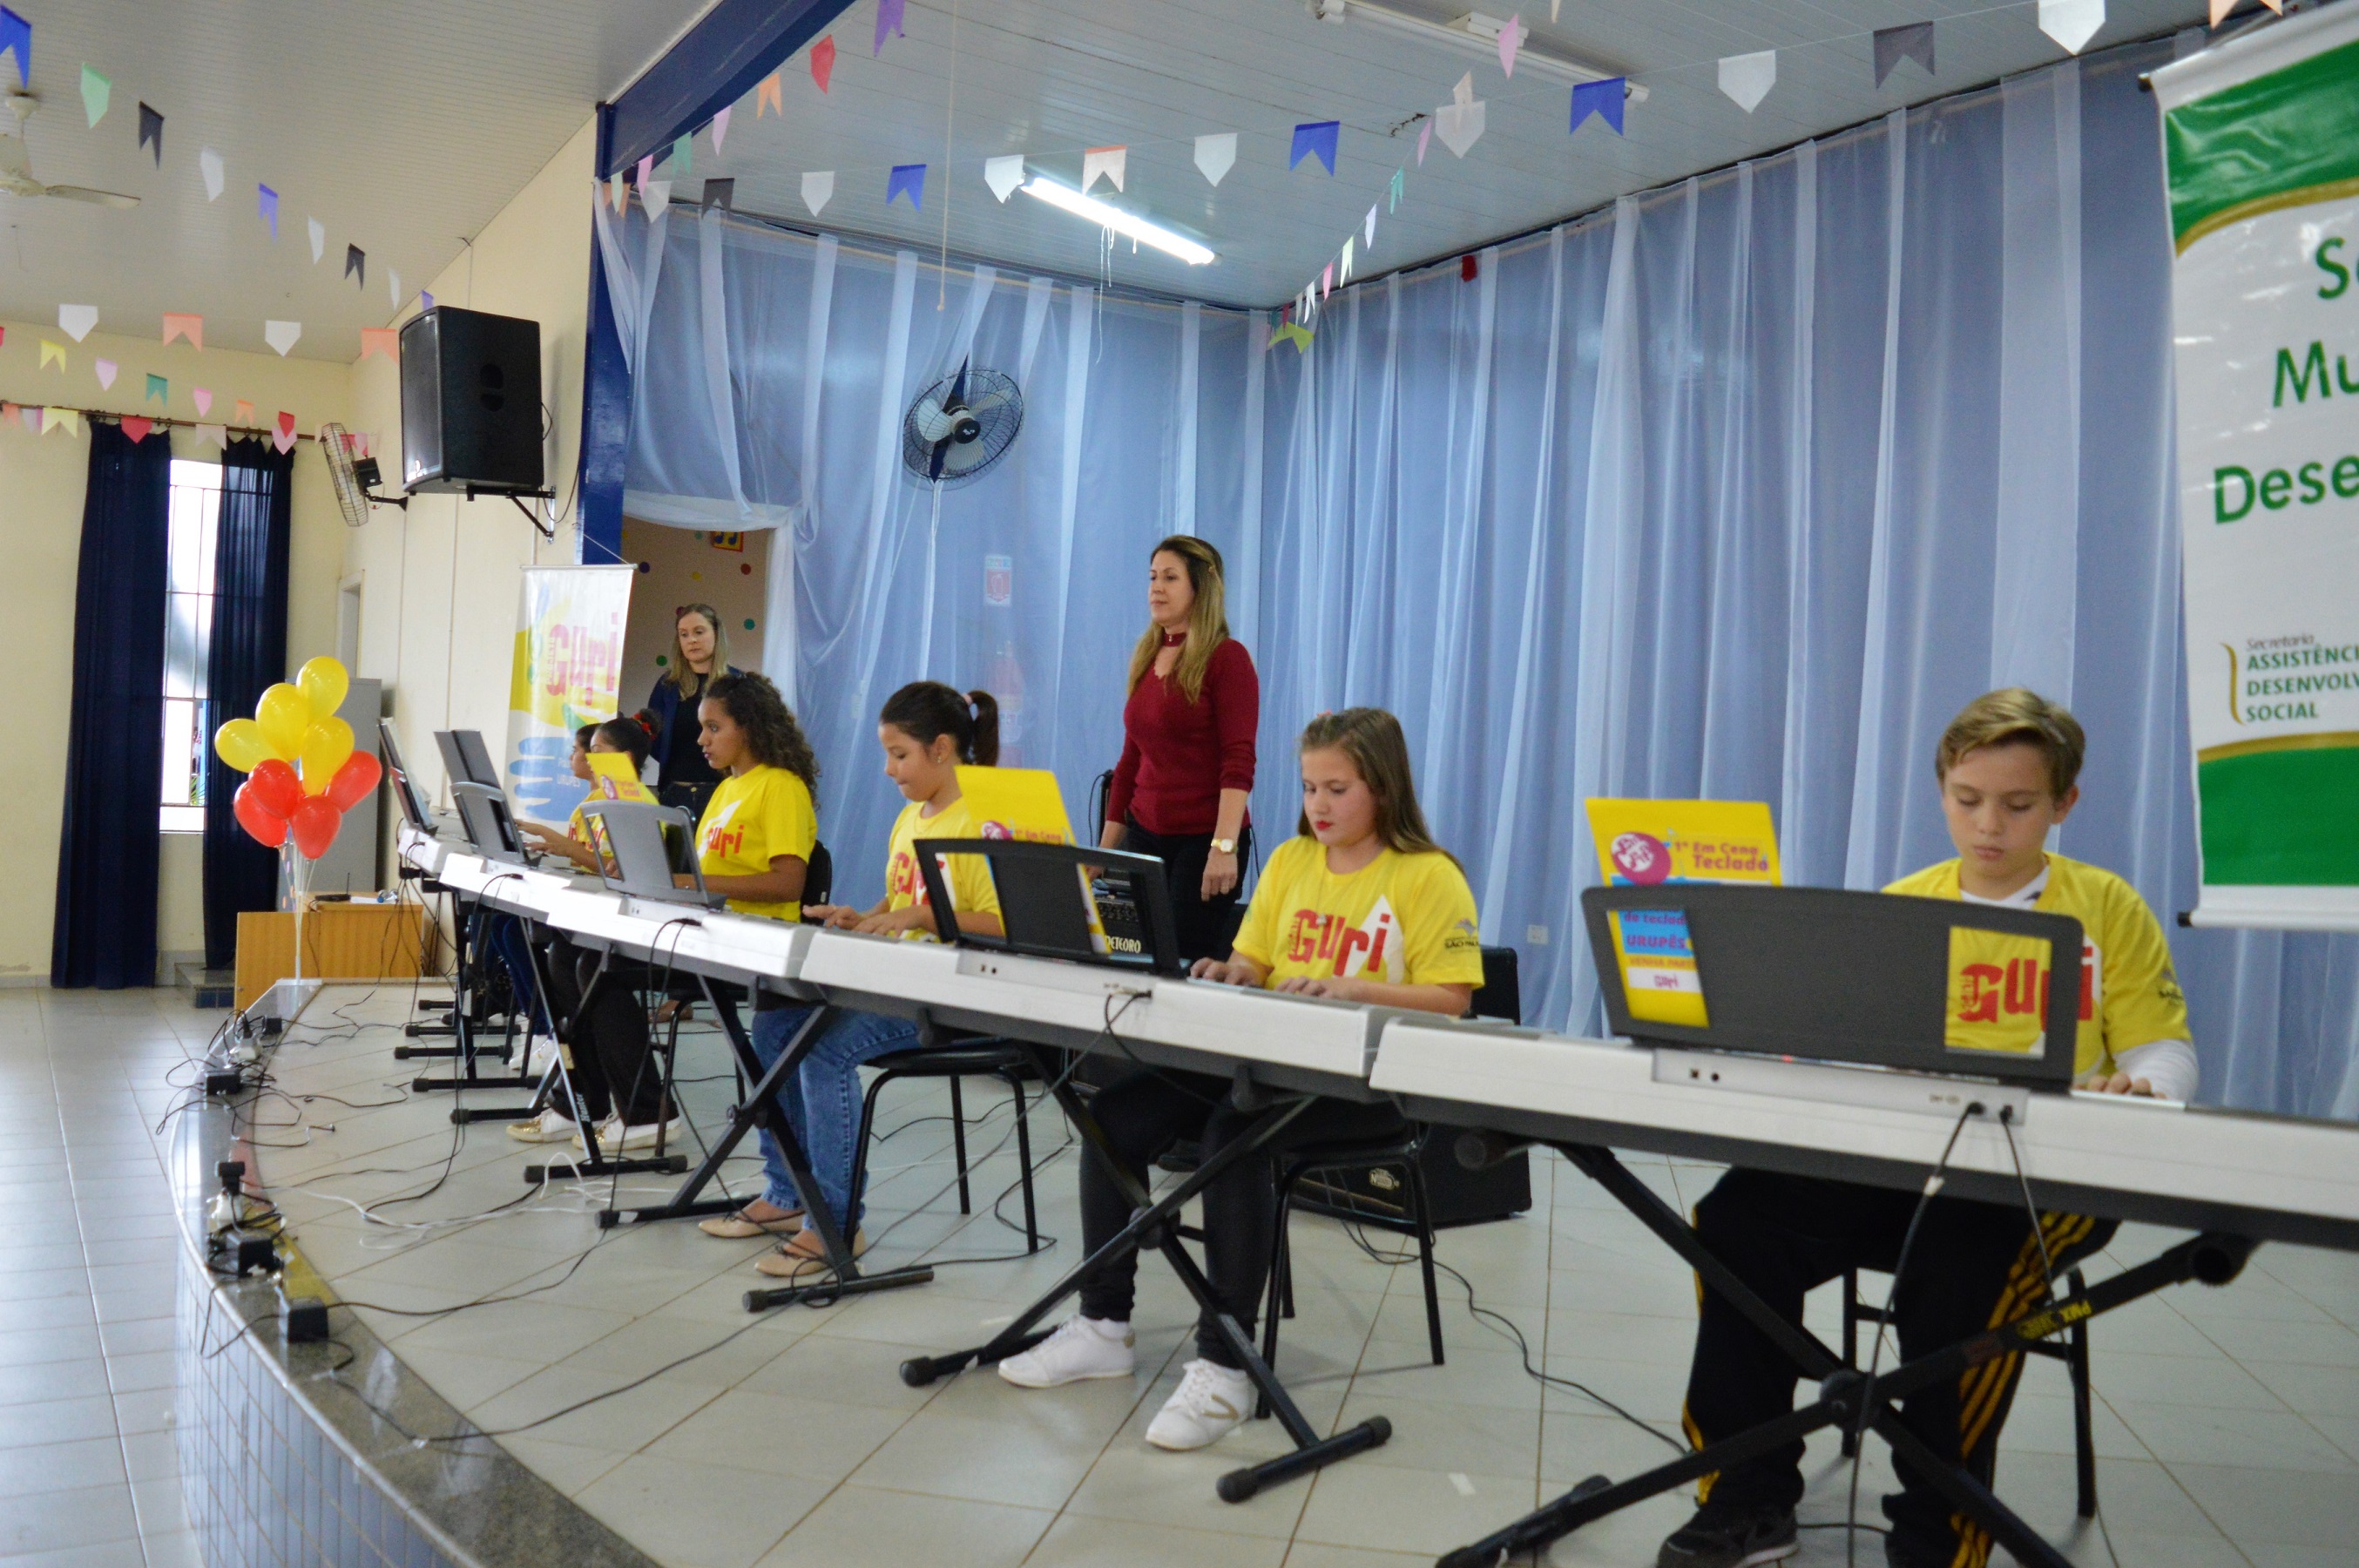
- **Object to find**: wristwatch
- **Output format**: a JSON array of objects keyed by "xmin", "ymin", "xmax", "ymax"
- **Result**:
[{"xmin": 1212, "ymin": 837, "xmax": 1237, "ymax": 855}]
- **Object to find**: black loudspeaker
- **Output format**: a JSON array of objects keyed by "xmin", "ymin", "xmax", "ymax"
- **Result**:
[{"xmin": 399, "ymin": 307, "xmax": 544, "ymax": 496}]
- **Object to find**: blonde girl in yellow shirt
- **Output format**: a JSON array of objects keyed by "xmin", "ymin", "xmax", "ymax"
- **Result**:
[{"xmin": 998, "ymin": 707, "xmax": 1484, "ymax": 1455}]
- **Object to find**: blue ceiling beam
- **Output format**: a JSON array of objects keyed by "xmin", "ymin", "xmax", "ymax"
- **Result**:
[{"xmin": 600, "ymin": 0, "xmax": 859, "ymax": 178}]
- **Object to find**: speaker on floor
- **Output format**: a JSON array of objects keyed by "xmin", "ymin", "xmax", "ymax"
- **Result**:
[{"xmin": 399, "ymin": 306, "xmax": 544, "ymax": 496}]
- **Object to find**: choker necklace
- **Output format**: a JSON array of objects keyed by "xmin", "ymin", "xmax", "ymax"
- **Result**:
[{"xmin": 1161, "ymin": 630, "xmax": 1186, "ymax": 647}]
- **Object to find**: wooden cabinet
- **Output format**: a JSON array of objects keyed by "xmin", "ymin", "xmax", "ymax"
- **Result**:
[{"xmin": 233, "ymin": 899, "xmax": 438, "ymax": 1012}]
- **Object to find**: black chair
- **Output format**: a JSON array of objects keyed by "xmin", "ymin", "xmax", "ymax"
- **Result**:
[
  {"xmin": 844, "ymin": 1030, "xmax": 1042, "ymax": 1252},
  {"xmin": 1257, "ymin": 945, "xmax": 1524, "ymax": 1389},
  {"xmin": 1840, "ymin": 1261, "xmax": 2098, "ymax": 1518}
]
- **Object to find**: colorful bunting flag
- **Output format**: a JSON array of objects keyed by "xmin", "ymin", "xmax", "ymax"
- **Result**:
[
  {"xmin": 701, "ymin": 178, "xmax": 733, "ymax": 211},
  {"xmin": 1719, "ymin": 50, "xmax": 1777, "ymax": 112},
  {"xmin": 887, "ymin": 163, "xmax": 926, "ymax": 209},
  {"xmin": 138, "ymin": 102, "xmax": 162, "ymax": 165},
  {"xmin": 420, "ymin": 291, "xmax": 434, "ymax": 310},
  {"xmin": 200, "ymin": 147, "xmax": 223, "ymax": 200},
  {"xmin": 608, "ymin": 172, "xmax": 626, "ymax": 213},
  {"xmin": 0, "ymin": 401, "xmax": 14, "ymax": 426},
  {"xmin": 1417, "ymin": 118, "xmax": 1432, "ymax": 165},
  {"xmin": 263, "ymin": 321, "xmax": 300, "ymax": 356},
  {"xmin": 0, "ymin": 7, "xmax": 28, "ymax": 89},
  {"xmin": 258, "ymin": 184, "xmax": 279, "ymax": 240},
  {"xmin": 233, "ymin": 398, "xmax": 255, "ymax": 424},
  {"xmin": 1570, "ymin": 77, "xmax": 1626, "ymax": 135},
  {"xmin": 1365, "ymin": 206, "xmax": 1377, "ymax": 247},
  {"xmin": 644, "ymin": 179, "xmax": 672, "ymax": 219},
  {"xmin": 193, "ymin": 388, "xmax": 212, "ymax": 416},
  {"xmin": 94, "ymin": 357, "xmax": 116, "ymax": 390},
  {"xmin": 308, "ymin": 216, "xmax": 325, "ymax": 263},
  {"xmin": 1873, "ymin": 22, "xmax": 1936, "ymax": 86},
  {"xmin": 801, "ymin": 170, "xmax": 835, "ymax": 215},
  {"xmin": 79, "ymin": 64, "xmax": 107, "ymax": 126},
  {"xmin": 670, "ymin": 135, "xmax": 691, "ymax": 175},
  {"xmin": 1340, "ymin": 236, "xmax": 1354, "ymax": 281},
  {"xmin": 389, "ymin": 268, "xmax": 400, "ymax": 306},
  {"xmin": 637, "ymin": 154, "xmax": 654, "ymax": 193},
  {"xmin": 17, "ymin": 405, "xmax": 37, "ymax": 433},
  {"xmin": 1389, "ymin": 166, "xmax": 1403, "ymax": 212},
  {"xmin": 875, "ymin": 0, "xmax": 905, "ymax": 55},
  {"xmin": 1434, "ymin": 72, "xmax": 1485, "ymax": 157},
  {"xmin": 41, "ymin": 406, "xmax": 78, "ymax": 436},
  {"xmin": 2038, "ymin": 0, "xmax": 2105, "ymax": 53},
  {"xmin": 1290, "ymin": 120, "xmax": 1340, "ymax": 175},
  {"xmin": 811, "ymin": 37, "xmax": 835, "ymax": 94},
  {"xmin": 274, "ymin": 411, "xmax": 297, "ymax": 453},
  {"xmin": 762, "ymin": 68, "xmax": 788, "ymax": 112},
  {"xmin": 711, "ymin": 105, "xmax": 731, "ymax": 152},
  {"xmin": 121, "ymin": 416, "xmax": 153, "ymax": 442},
  {"xmin": 1269, "ymin": 321, "xmax": 1313, "ymax": 352},
  {"xmin": 162, "ymin": 313, "xmax": 201, "ymax": 348},
  {"xmin": 57, "ymin": 304, "xmax": 96, "ymax": 341},
  {"xmin": 145, "ymin": 373, "xmax": 166, "ymax": 403},
  {"xmin": 344, "ymin": 245, "xmax": 364, "ymax": 286},
  {"xmin": 37, "ymin": 337, "xmax": 64, "ymax": 370},
  {"xmin": 361, "ymin": 328, "xmax": 399, "ymax": 362},
  {"xmin": 194, "ymin": 422, "xmax": 226, "ymax": 449},
  {"xmin": 984, "ymin": 154, "xmax": 1025, "ymax": 202},
  {"xmin": 1082, "ymin": 145, "xmax": 1126, "ymax": 193},
  {"xmin": 1194, "ymin": 132, "xmax": 1236, "ymax": 186},
  {"xmin": 1497, "ymin": 12, "xmax": 1526, "ymax": 78},
  {"xmin": 1321, "ymin": 262, "xmax": 1333, "ymax": 300}
]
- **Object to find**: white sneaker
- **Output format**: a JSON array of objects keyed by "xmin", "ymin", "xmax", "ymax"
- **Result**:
[
  {"xmin": 571, "ymin": 1117, "xmax": 681, "ymax": 1154},
  {"xmin": 506, "ymin": 1108, "xmax": 576, "ymax": 1144},
  {"xmin": 525, "ymin": 1033, "xmax": 560, "ymax": 1076},
  {"xmin": 997, "ymin": 1317, "xmax": 1137, "ymax": 1389},
  {"xmin": 1145, "ymin": 1359, "xmax": 1253, "ymax": 1451}
]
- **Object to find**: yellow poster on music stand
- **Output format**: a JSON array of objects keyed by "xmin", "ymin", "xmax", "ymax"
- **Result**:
[
  {"xmin": 1586, "ymin": 799, "xmax": 1781, "ymax": 1031},
  {"xmin": 955, "ymin": 766, "xmax": 1075, "ymax": 844}
]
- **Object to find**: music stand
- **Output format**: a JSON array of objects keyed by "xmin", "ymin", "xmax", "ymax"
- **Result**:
[
  {"xmin": 577, "ymin": 801, "xmax": 724, "ymax": 909},
  {"xmin": 450, "ymin": 781, "xmax": 535, "ymax": 867},
  {"xmin": 379, "ymin": 720, "xmax": 435, "ymax": 834},
  {"xmin": 435, "ymin": 728, "xmax": 502, "ymax": 790},
  {"xmin": 912, "ymin": 839, "xmax": 1186, "ymax": 977}
]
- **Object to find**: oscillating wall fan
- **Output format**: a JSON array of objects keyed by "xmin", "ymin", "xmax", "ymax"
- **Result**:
[
  {"xmin": 902, "ymin": 360, "xmax": 1022, "ymax": 487},
  {"xmin": 318, "ymin": 422, "xmax": 408, "ymax": 527}
]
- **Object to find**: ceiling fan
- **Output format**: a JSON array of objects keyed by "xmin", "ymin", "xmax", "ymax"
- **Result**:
[{"xmin": 0, "ymin": 92, "xmax": 138, "ymax": 208}]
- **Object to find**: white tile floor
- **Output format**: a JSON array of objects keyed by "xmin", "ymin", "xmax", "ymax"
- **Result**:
[{"xmin": 17, "ymin": 981, "xmax": 2359, "ymax": 1567}]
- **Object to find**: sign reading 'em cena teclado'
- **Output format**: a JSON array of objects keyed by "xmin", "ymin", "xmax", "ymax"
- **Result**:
[{"xmin": 2155, "ymin": 9, "xmax": 2359, "ymax": 930}]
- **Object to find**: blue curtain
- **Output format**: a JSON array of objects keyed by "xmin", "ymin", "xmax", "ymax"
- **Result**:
[
  {"xmin": 604, "ymin": 35, "xmax": 2358, "ymax": 1119},
  {"xmin": 51, "ymin": 422, "xmax": 172, "ymax": 990},
  {"xmin": 201, "ymin": 437, "xmax": 293, "ymax": 970}
]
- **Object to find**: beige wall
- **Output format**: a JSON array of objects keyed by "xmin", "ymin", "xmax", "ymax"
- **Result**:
[
  {"xmin": 618, "ymin": 520, "xmax": 770, "ymax": 715},
  {"xmin": 346, "ymin": 118, "xmax": 596, "ymax": 833},
  {"xmin": 0, "ymin": 323, "xmax": 348, "ymax": 982}
]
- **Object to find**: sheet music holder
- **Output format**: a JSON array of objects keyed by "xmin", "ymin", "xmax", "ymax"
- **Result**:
[
  {"xmin": 450, "ymin": 781, "xmax": 536, "ymax": 867},
  {"xmin": 913, "ymin": 839, "xmax": 1186, "ymax": 977},
  {"xmin": 578, "ymin": 801, "xmax": 724, "ymax": 909},
  {"xmin": 434, "ymin": 728, "xmax": 502, "ymax": 790},
  {"xmin": 379, "ymin": 720, "xmax": 436, "ymax": 834},
  {"xmin": 1580, "ymin": 882, "xmax": 2082, "ymax": 1089}
]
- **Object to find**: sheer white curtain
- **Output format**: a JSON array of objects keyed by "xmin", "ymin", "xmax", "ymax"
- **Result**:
[{"xmin": 601, "ymin": 35, "xmax": 2358, "ymax": 1118}]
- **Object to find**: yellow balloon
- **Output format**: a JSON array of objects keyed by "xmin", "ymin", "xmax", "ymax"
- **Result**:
[
  {"xmin": 255, "ymin": 683, "xmax": 312, "ymax": 760},
  {"xmin": 297, "ymin": 656, "xmax": 349, "ymax": 720},
  {"xmin": 213, "ymin": 718, "xmax": 271, "ymax": 774},
  {"xmin": 298, "ymin": 718, "xmax": 355, "ymax": 794}
]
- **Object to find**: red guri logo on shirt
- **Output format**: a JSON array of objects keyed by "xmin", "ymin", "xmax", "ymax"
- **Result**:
[
  {"xmin": 1957, "ymin": 938, "xmax": 2099, "ymax": 1025},
  {"xmin": 887, "ymin": 849, "xmax": 931, "ymax": 905},
  {"xmin": 700, "ymin": 800, "xmax": 746, "ymax": 863},
  {"xmin": 1282, "ymin": 896, "xmax": 1401, "ymax": 981}
]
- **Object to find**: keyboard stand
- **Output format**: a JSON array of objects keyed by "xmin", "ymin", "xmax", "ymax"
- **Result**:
[
  {"xmin": 1436, "ymin": 1140, "xmax": 2258, "ymax": 1568},
  {"xmin": 900, "ymin": 1048, "xmax": 1395, "ymax": 1504},
  {"xmin": 513, "ymin": 938, "xmax": 691, "ymax": 1183},
  {"xmin": 407, "ymin": 895, "xmax": 534, "ymax": 1111}
]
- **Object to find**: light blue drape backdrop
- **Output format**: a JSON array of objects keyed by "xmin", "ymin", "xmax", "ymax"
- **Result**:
[{"xmin": 599, "ymin": 37, "xmax": 2359, "ymax": 1120}]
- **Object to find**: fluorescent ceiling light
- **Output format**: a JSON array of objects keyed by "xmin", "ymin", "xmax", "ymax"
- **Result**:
[
  {"xmin": 1311, "ymin": 0, "xmax": 1648, "ymax": 98},
  {"xmin": 1020, "ymin": 178, "xmax": 1216, "ymax": 266}
]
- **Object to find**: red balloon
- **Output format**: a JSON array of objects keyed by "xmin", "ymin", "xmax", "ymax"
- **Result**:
[
  {"xmin": 288, "ymin": 796, "xmax": 343, "ymax": 860},
  {"xmin": 325, "ymin": 750, "xmax": 383, "ymax": 811},
  {"xmin": 247, "ymin": 758, "xmax": 303, "ymax": 819},
  {"xmin": 233, "ymin": 781, "xmax": 289, "ymax": 848}
]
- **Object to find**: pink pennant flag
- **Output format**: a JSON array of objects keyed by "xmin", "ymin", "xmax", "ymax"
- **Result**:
[
  {"xmin": 18, "ymin": 405, "xmax": 38, "ymax": 433},
  {"xmin": 637, "ymin": 154, "xmax": 654, "ymax": 193},
  {"xmin": 193, "ymin": 388, "xmax": 213, "ymax": 416},
  {"xmin": 1416, "ymin": 118, "xmax": 1432, "ymax": 165},
  {"xmin": 1321, "ymin": 262, "xmax": 1333, "ymax": 299},
  {"xmin": 233, "ymin": 398, "xmax": 255, "ymax": 425},
  {"xmin": 0, "ymin": 401, "xmax": 15, "ymax": 426},
  {"xmin": 94, "ymin": 358, "xmax": 117, "ymax": 390},
  {"xmin": 162, "ymin": 312, "xmax": 202, "ymax": 349},
  {"xmin": 711, "ymin": 105, "xmax": 731, "ymax": 152},
  {"xmin": 1497, "ymin": 12, "xmax": 1526, "ymax": 77},
  {"xmin": 274, "ymin": 411, "xmax": 296, "ymax": 453},
  {"xmin": 360, "ymin": 328, "xmax": 399, "ymax": 362},
  {"xmin": 121, "ymin": 416, "xmax": 153, "ymax": 442}
]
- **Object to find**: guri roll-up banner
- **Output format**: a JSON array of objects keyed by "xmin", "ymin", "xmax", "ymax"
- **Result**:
[
  {"xmin": 505, "ymin": 565, "xmax": 634, "ymax": 822},
  {"xmin": 2155, "ymin": 9, "xmax": 2359, "ymax": 931}
]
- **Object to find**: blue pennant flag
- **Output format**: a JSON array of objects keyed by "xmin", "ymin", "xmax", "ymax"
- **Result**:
[
  {"xmin": 887, "ymin": 162, "xmax": 927, "ymax": 209},
  {"xmin": 1570, "ymin": 78, "xmax": 1626, "ymax": 136},
  {"xmin": 0, "ymin": 7, "xmax": 29, "ymax": 89},
  {"xmin": 1289, "ymin": 120, "xmax": 1340, "ymax": 175}
]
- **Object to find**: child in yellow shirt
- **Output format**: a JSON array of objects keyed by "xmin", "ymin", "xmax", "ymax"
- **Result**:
[{"xmin": 998, "ymin": 707, "xmax": 1484, "ymax": 1454}]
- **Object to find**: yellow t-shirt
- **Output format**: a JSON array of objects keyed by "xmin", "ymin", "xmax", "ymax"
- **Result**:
[
  {"xmin": 883, "ymin": 795, "xmax": 1004, "ymax": 940},
  {"xmin": 1233, "ymin": 836, "xmax": 1485, "ymax": 989},
  {"xmin": 1884, "ymin": 854, "xmax": 2190, "ymax": 1080},
  {"xmin": 565, "ymin": 766, "xmax": 659, "ymax": 843},
  {"xmin": 695, "ymin": 766, "xmax": 818, "ymax": 922}
]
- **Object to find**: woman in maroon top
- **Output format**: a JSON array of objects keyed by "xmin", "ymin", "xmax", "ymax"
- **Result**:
[{"xmin": 1099, "ymin": 535, "xmax": 1259, "ymax": 962}]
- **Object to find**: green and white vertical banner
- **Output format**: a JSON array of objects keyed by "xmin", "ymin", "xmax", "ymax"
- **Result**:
[{"xmin": 2155, "ymin": 7, "xmax": 2359, "ymax": 930}]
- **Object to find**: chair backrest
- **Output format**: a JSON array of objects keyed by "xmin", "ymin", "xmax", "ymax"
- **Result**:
[
  {"xmin": 1470, "ymin": 945, "xmax": 1521, "ymax": 1025},
  {"xmin": 804, "ymin": 841, "xmax": 833, "ymax": 909}
]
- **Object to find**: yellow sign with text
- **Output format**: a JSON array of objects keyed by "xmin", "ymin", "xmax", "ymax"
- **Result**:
[{"xmin": 1586, "ymin": 800, "xmax": 1781, "ymax": 1031}]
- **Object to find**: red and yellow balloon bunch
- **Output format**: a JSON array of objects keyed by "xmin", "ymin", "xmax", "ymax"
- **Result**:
[{"xmin": 212, "ymin": 656, "xmax": 383, "ymax": 859}]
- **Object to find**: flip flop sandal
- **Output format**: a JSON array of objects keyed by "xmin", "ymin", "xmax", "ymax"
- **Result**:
[
  {"xmin": 754, "ymin": 1228, "xmax": 868, "ymax": 1279},
  {"xmin": 698, "ymin": 1206, "xmax": 806, "ymax": 1239}
]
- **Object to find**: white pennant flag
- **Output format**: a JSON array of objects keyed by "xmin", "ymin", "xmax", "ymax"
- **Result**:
[
  {"xmin": 984, "ymin": 154, "xmax": 1025, "ymax": 202},
  {"xmin": 1364, "ymin": 205, "xmax": 1376, "ymax": 247},
  {"xmin": 1194, "ymin": 132, "xmax": 1237, "ymax": 186},
  {"xmin": 389, "ymin": 268, "xmax": 400, "ymax": 307},
  {"xmin": 2038, "ymin": 0, "xmax": 2105, "ymax": 54},
  {"xmin": 1340, "ymin": 236, "xmax": 1354, "ymax": 281},
  {"xmin": 199, "ymin": 148, "xmax": 224, "ymax": 200},
  {"xmin": 1434, "ymin": 71, "xmax": 1486, "ymax": 158},
  {"xmin": 1081, "ymin": 145, "xmax": 1126, "ymax": 194},
  {"xmin": 57, "ymin": 303, "xmax": 97, "ymax": 341},
  {"xmin": 308, "ymin": 217, "xmax": 325, "ymax": 263},
  {"xmin": 801, "ymin": 170, "xmax": 835, "ymax": 216},
  {"xmin": 644, "ymin": 179, "xmax": 673, "ymax": 220},
  {"xmin": 1718, "ymin": 50, "xmax": 1777, "ymax": 113},
  {"xmin": 263, "ymin": 320, "xmax": 301, "ymax": 355}
]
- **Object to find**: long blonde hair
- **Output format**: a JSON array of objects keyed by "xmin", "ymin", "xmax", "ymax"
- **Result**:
[
  {"xmin": 1125, "ymin": 536, "xmax": 1230, "ymax": 703},
  {"xmin": 1294, "ymin": 708, "xmax": 1455, "ymax": 864},
  {"xmin": 666, "ymin": 602, "xmax": 732, "ymax": 694}
]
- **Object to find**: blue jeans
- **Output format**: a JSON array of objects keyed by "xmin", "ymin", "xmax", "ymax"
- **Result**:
[
  {"xmin": 782, "ymin": 1009, "xmax": 921, "ymax": 1229},
  {"xmin": 747, "ymin": 1004, "xmax": 817, "ymax": 1213}
]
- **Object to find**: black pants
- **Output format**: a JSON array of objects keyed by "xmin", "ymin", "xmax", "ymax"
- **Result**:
[
  {"xmin": 537, "ymin": 933, "xmax": 667, "ymax": 1126},
  {"xmin": 1077, "ymin": 1067, "xmax": 1404, "ymax": 1368},
  {"xmin": 1120, "ymin": 820, "xmax": 1251, "ymax": 966},
  {"xmin": 1682, "ymin": 1169, "xmax": 2114, "ymax": 1566}
]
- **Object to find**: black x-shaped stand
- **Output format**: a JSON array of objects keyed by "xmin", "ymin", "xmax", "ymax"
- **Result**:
[
  {"xmin": 901, "ymin": 1046, "xmax": 1394, "ymax": 1504},
  {"xmin": 592, "ymin": 978, "xmax": 937, "ymax": 1313},
  {"xmin": 509, "ymin": 931, "xmax": 692, "ymax": 1184},
  {"xmin": 405, "ymin": 889, "xmax": 536, "ymax": 1113},
  {"xmin": 1436, "ymin": 1141, "xmax": 2258, "ymax": 1568}
]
